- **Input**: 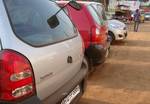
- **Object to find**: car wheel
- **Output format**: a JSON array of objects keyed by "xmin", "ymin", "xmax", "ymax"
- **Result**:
[{"xmin": 108, "ymin": 31, "xmax": 115, "ymax": 43}]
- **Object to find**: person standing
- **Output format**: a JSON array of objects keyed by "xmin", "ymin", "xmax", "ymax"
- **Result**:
[{"xmin": 134, "ymin": 9, "xmax": 141, "ymax": 32}]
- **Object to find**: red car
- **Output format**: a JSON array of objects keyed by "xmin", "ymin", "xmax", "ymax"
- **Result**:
[{"xmin": 58, "ymin": 1, "xmax": 110, "ymax": 69}]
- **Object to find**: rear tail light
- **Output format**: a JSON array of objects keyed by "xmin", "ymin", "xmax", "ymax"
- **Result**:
[
  {"xmin": 95, "ymin": 28, "xmax": 100, "ymax": 35},
  {"xmin": 91, "ymin": 27, "xmax": 101, "ymax": 44},
  {"xmin": 0, "ymin": 50, "xmax": 35, "ymax": 101}
]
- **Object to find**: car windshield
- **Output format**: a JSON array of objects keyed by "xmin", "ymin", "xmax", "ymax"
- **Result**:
[{"xmin": 4, "ymin": 0, "xmax": 77, "ymax": 47}]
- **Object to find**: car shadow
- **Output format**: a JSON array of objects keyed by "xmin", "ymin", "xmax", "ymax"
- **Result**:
[
  {"xmin": 111, "ymin": 40, "xmax": 126, "ymax": 46},
  {"xmin": 112, "ymin": 39, "xmax": 150, "ymax": 47}
]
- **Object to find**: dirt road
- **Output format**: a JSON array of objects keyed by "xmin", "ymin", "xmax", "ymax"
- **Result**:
[{"xmin": 78, "ymin": 21, "xmax": 150, "ymax": 104}]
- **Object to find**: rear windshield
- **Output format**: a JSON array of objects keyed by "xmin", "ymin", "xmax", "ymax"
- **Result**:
[{"xmin": 4, "ymin": 0, "xmax": 77, "ymax": 47}]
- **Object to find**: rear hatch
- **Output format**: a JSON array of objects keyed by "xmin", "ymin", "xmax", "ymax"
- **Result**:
[{"xmin": 3, "ymin": 0, "xmax": 83, "ymax": 101}]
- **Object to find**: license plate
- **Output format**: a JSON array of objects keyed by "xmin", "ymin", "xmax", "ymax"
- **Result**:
[{"xmin": 61, "ymin": 85, "xmax": 80, "ymax": 104}]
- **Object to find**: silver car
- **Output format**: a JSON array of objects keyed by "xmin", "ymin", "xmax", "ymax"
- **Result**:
[
  {"xmin": 0, "ymin": 0, "xmax": 88, "ymax": 104},
  {"xmin": 108, "ymin": 19, "xmax": 128, "ymax": 41}
]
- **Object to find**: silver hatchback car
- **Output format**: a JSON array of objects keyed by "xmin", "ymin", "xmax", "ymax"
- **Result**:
[{"xmin": 0, "ymin": 0, "xmax": 88, "ymax": 104}]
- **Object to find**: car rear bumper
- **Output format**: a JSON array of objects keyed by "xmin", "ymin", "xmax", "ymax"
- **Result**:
[
  {"xmin": 86, "ymin": 43, "xmax": 108, "ymax": 65},
  {"xmin": 114, "ymin": 29, "xmax": 128, "ymax": 40},
  {"xmin": 1, "ymin": 65, "xmax": 88, "ymax": 104},
  {"xmin": 42, "ymin": 65, "xmax": 88, "ymax": 104}
]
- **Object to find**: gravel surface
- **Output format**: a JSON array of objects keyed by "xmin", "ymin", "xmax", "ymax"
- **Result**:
[{"xmin": 78, "ymin": 21, "xmax": 150, "ymax": 104}]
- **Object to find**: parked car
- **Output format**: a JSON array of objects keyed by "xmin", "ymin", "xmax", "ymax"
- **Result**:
[
  {"xmin": 57, "ymin": 1, "xmax": 110, "ymax": 68},
  {"xmin": 0, "ymin": 0, "xmax": 88, "ymax": 104},
  {"xmin": 107, "ymin": 19, "xmax": 128, "ymax": 42},
  {"xmin": 145, "ymin": 12, "xmax": 150, "ymax": 20}
]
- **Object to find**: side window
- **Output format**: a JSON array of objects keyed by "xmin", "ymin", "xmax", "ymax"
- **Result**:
[
  {"xmin": 98, "ymin": 5, "xmax": 107, "ymax": 21},
  {"xmin": 87, "ymin": 5, "xmax": 101, "ymax": 25},
  {"xmin": 91, "ymin": 4, "xmax": 103, "ymax": 20},
  {"xmin": 91, "ymin": 4, "xmax": 107, "ymax": 25}
]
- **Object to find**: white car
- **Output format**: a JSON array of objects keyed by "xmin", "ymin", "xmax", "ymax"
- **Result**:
[{"xmin": 108, "ymin": 19, "xmax": 128, "ymax": 41}]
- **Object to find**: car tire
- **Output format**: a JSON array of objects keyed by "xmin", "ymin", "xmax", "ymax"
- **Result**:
[{"xmin": 108, "ymin": 31, "xmax": 115, "ymax": 43}]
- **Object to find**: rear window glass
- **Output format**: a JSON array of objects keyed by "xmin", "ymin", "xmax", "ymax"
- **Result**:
[
  {"xmin": 4, "ymin": 0, "xmax": 77, "ymax": 47},
  {"xmin": 87, "ymin": 5, "xmax": 102, "ymax": 25}
]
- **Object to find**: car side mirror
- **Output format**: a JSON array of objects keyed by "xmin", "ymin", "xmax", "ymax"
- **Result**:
[{"xmin": 68, "ymin": 1, "xmax": 81, "ymax": 10}]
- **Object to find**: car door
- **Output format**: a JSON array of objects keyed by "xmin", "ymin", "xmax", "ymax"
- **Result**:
[{"xmin": 3, "ymin": 0, "xmax": 83, "ymax": 101}]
